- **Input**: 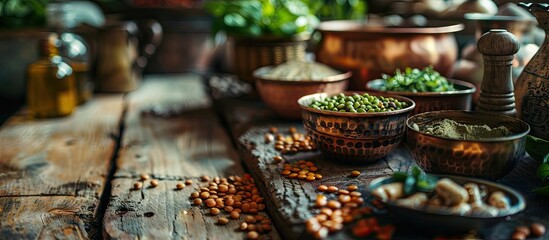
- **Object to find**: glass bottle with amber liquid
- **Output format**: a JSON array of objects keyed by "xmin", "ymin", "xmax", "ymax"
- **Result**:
[
  {"xmin": 47, "ymin": 0, "xmax": 93, "ymax": 104},
  {"xmin": 27, "ymin": 33, "xmax": 77, "ymax": 118}
]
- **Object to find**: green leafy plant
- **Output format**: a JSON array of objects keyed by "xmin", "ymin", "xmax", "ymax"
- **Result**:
[
  {"xmin": 533, "ymin": 154, "xmax": 549, "ymax": 196},
  {"xmin": 204, "ymin": 0, "xmax": 319, "ymax": 37},
  {"xmin": 381, "ymin": 66, "xmax": 455, "ymax": 93},
  {"xmin": 526, "ymin": 135, "xmax": 549, "ymax": 162},
  {"xmin": 392, "ymin": 166, "xmax": 438, "ymax": 195},
  {"xmin": 305, "ymin": 0, "xmax": 367, "ymax": 21},
  {"xmin": 0, "ymin": 0, "xmax": 48, "ymax": 28}
]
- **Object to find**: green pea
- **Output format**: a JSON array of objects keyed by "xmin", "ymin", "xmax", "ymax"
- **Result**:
[{"xmin": 308, "ymin": 93, "xmax": 407, "ymax": 113}]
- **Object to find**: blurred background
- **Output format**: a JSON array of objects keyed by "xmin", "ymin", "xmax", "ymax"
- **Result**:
[{"xmin": 0, "ymin": 0, "xmax": 547, "ymax": 123}]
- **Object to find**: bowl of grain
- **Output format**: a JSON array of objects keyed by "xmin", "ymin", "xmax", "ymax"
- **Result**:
[
  {"xmin": 298, "ymin": 92, "xmax": 415, "ymax": 163},
  {"xmin": 253, "ymin": 61, "xmax": 351, "ymax": 119},
  {"xmin": 406, "ymin": 110, "xmax": 530, "ymax": 179}
]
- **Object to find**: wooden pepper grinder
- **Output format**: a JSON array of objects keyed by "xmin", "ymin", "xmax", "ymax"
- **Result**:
[{"xmin": 476, "ymin": 29, "xmax": 520, "ymax": 117}]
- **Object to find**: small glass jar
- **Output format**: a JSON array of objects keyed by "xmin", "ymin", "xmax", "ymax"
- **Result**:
[{"xmin": 27, "ymin": 33, "xmax": 77, "ymax": 118}]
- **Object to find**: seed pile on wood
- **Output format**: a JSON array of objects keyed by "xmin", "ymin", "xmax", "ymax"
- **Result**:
[
  {"xmin": 512, "ymin": 223, "xmax": 546, "ymax": 240},
  {"xmin": 264, "ymin": 127, "xmax": 317, "ymax": 154},
  {"xmin": 189, "ymin": 174, "xmax": 273, "ymax": 239},
  {"xmin": 280, "ymin": 160, "xmax": 322, "ymax": 182},
  {"xmin": 305, "ymin": 184, "xmax": 370, "ymax": 239}
]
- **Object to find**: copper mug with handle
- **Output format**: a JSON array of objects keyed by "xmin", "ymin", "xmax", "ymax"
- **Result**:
[{"xmin": 95, "ymin": 19, "xmax": 162, "ymax": 92}]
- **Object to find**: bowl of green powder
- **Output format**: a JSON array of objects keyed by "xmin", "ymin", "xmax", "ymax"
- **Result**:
[
  {"xmin": 366, "ymin": 67, "xmax": 476, "ymax": 115},
  {"xmin": 406, "ymin": 110, "xmax": 530, "ymax": 179}
]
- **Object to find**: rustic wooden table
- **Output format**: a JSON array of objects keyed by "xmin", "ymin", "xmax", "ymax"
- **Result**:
[{"xmin": 0, "ymin": 74, "xmax": 547, "ymax": 240}]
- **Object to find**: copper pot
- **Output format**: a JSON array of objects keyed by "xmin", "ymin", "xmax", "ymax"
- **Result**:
[
  {"xmin": 315, "ymin": 20, "xmax": 464, "ymax": 90},
  {"xmin": 366, "ymin": 79, "xmax": 476, "ymax": 115},
  {"xmin": 254, "ymin": 66, "xmax": 350, "ymax": 120}
]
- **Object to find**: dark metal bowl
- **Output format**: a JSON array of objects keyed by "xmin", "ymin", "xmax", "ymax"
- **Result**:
[
  {"xmin": 298, "ymin": 92, "xmax": 415, "ymax": 163},
  {"xmin": 254, "ymin": 66, "xmax": 351, "ymax": 120},
  {"xmin": 406, "ymin": 110, "xmax": 530, "ymax": 179},
  {"xmin": 366, "ymin": 79, "xmax": 476, "ymax": 115},
  {"xmin": 368, "ymin": 175, "xmax": 526, "ymax": 234}
]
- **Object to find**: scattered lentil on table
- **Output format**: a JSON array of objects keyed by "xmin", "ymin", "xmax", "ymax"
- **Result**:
[
  {"xmin": 308, "ymin": 93, "xmax": 408, "ymax": 113},
  {"xmin": 306, "ymin": 183, "xmax": 376, "ymax": 239},
  {"xmin": 150, "ymin": 179, "xmax": 159, "ymax": 188},
  {"xmin": 140, "ymin": 174, "xmax": 150, "ymax": 181},
  {"xmin": 280, "ymin": 160, "xmax": 321, "ymax": 181},
  {"xmin": 266, "ymin": 127, "xmax": 317, "ymax": 154},
  {"xmin": 189, "ymin": 174, "xmax": 273, "ymax": 239}
]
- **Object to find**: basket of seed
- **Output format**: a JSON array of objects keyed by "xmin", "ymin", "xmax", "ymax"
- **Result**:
[
  {"xmin": 406, "ymin": 110, "xmax": 530, "ymax": 179},
  {"xmin": 366, "ymin": 66, "xmax": 476, "ymax": 115},
  {"xmin": 298, "ymin": 92, "xmax": 415, "ymax": 163}
]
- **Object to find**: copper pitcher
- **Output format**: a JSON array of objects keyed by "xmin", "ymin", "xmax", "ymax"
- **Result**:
[{"xmin": 95, "ymin": 19, "xmax": 162, "ymax": 92}]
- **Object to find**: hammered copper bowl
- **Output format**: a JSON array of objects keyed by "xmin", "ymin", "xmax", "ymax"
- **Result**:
[
  {"xmin": 366, "ymin": 79, "xmax": 476, "ymax": 115},
  {"xmin": 406, "ymin": 111, "xmax": 530, "ymax": 179},
  {"xmin": 254, "ymin": 66, "xmax": 351, "ymax": 119},
  {"xmin": 298, "ymin": 92, "xmax": 415, "ymax": 163}
]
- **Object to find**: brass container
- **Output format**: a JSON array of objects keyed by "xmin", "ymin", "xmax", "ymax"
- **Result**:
[
  {"xmin": 229, "ymin": 34, "xmax": 309, "ymax": 84},
  {"xmin": 315, "ymin": 20, "xmax": 464, "ymax": 90},
  {"xmin": 254, "ymin": 66, "xmax": 351, "ymax": 120},
  {"xmin": 406, "ymin": 110, "xmax": 530, "ymax": 179},
  {"xmin": 366, "ymin": 79, "xmax": 476, "ymax": 115},
  {"xmin": 298, "ymin": 92, "xmax": 416, "ymax": 163}
]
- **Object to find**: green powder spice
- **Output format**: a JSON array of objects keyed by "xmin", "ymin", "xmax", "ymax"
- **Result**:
[{"xmin": 420, "ymin": 119, "xmax": 511, "ymax": 140}]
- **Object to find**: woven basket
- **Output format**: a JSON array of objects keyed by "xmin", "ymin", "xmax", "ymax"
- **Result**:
[{"xmin": 229, "ymin": 34, "xmax": 309, "ymax": 84}]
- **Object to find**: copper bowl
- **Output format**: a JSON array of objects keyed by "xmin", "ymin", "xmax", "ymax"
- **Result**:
[
  {"xmin": 366, "ymin": 79, "xmax": 476, "ymax": 115},
  {"xmin": 254, "ymin": 66, "xmax": 351, "ymax": 119},
  {"xmin": 406, "ymin": 111, "xmax": 530, "ymax": 179},
  {"xmin": 298, "ymin": 92, "xmax": 415, "ymax": 163},
  {"xmin": 368, "ymin": 174, "xmax": 526, "ymax": 234},
  {"xmin": 315, "ymin": 20, "xmax": 464, "ymax": 90}
]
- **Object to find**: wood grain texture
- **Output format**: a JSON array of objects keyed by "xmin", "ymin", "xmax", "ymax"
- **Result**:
[
  {"xmin": 0, "ymin": 196, "xmax": 96, "ymax": 239},
  {"xmin": 114, "ymin": 75, "xmax": 244, "ymax": 179},
  {"xmin": 0, "ymin": 95, "xmax": 124, "ymax": 197},
  {"xmin": 104, "ymin": 178, "xmax": 280, "ymax": 240},
  {"xmin": 238, "ymin": 126, "xmax": 411, "ymax": 240},
  {"xmin": 105, "ymin": 75, "xmax": 280, "ymax": 239}
]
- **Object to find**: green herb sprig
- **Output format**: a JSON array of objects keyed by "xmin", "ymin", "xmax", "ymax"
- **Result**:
[
  {"xmin": 381, "ymin": 66, "xmax": 455, "ymax": 93},
  {"xmin": 392, "ymin": 166, "xmax": 438, "ymax": 195},
  {"xmin": 533, "ymin": 154, "xmax": 549, "ymax": 196}
]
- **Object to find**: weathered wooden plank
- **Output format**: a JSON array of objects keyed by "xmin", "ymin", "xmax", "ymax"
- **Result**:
[
  {"xmin": 104, "ymin": 178, "xmax": 280, "ymax": 240},
  {"xmin": 238, "ymin": 125, "xmax": 411, "ymax": 240},
  {"xmin": 212, "ymin": 85, "xmax": 549, "ymax": 239},
  {"xmin": 114, "ymin": 75, "xmax": 244, "ymax": 179},
  {"xmin": 105, "ymin": 75, "xmax": 280, "ymax": 239},
  {"xmin": 0, "ymin": 196, "xmax": 96, "ymax": 239},
  {"xmin": 0, "ymin": 95, "xmax": 124, "ymax": 198}
]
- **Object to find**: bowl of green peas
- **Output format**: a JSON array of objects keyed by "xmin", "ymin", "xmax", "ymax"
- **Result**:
[
  {"xmin": 298, "ymin": 92, "xmax": 415, "ymax": 163},
  {"xmin": 366, "ymin": 67, "xmax": 476, "ymax": 115}
]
